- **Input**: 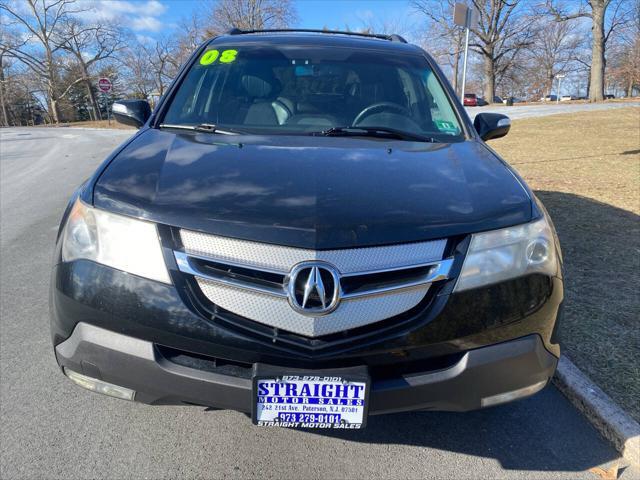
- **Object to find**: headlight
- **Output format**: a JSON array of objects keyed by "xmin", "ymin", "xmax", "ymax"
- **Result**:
[
  {"xmin": 454, "ymin": 215, "xmax": 558, "ymax": 292},
  {"xmin": 61, "ymin": 199, "xmax": 171, "ymax": 284}
]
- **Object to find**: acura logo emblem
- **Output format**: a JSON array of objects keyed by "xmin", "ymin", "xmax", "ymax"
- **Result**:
[{"xmin": 287, "ymin": 262, "xmax": 341, "ymax": 316}]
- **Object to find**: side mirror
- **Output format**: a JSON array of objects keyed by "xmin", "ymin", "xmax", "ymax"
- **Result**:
[
  {"xmin": 474, "ymin": 113, "xmax": 511, "ymax": 141},
  {"xmin": 112, "ymin": 100, "xmax": 151, "ymax": 128}
]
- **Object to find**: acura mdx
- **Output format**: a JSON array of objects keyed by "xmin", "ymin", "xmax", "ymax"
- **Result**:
[{"xmin": 50, "ymin": 29, "xmax": 563, "ymax": 429}]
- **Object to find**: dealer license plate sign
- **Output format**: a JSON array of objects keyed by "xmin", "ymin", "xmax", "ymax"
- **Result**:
[{"xmin": 253, "ymin": 374, "xmax": 369, "ymax": 429}]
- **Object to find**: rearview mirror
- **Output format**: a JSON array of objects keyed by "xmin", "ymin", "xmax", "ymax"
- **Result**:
[
  {"xmin": 112, "ymin": 100, "xmax": 151, "ymax": 128},
  {"xmin": 474, "ymin": 113, "xmax": 510, "ymax": 141}
]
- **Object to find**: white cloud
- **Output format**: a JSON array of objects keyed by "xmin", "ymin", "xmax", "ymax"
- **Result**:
[
  {"xmin": 107, "ymin": 0, "xmax": 167, "ymax": 16},
  {"xmin": 77, "ymin": 0, "xmax": 168, "ymax": 32},
  {"xmin": 131, "ymin": 16, "xmax": 164, "ymax": 32},
  {"xmin": 135, "ymin": 34, "xmax": 157, "ymax": 45}
]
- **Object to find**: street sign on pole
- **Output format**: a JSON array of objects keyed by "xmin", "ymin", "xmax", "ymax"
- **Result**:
[
  {"xmin": 97, "ymin": 78, "xmax": 112, "ymax": 125},
  {"xmin": 453, "ymin": 3, "xmax": 478, "ymax": 99},
  {"xmin": 97, "ymin": 78, "xmax": 112, "ymax": 94},
  {"xmin": 454, "ymin": 3, "xmax": 477, "ymax": 28},
  {"xmin": 453, "ymin": 2, "xmax": 468, "ymax": 27}
]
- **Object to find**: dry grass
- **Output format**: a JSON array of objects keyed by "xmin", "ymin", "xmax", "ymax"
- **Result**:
[
  {"xmin": 491, "ymin": 107, "xmax": 640, "ymax": 421},
  {"xmin": 65, "ymin": 119, "xmax": 135, "ymax": 130}
]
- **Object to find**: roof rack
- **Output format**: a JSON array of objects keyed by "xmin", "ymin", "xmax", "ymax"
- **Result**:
[{"xmin": 225, "ymin": 28, "xmax": 408, "ymax": 44}]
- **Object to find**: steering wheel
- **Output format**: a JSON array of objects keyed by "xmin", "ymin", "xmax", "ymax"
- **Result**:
[{"xmin": 352, "ymin": 102, "xmax": 411, "ymax": 126}]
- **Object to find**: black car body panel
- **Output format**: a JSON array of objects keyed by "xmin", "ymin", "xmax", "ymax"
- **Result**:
[
  {"xmin": 93, "ymin": 129, "xmax": 532, "ymax": 249},
  {"xmin": 51, "ymin": 259, "xmax": 561, "ymax": 366}
]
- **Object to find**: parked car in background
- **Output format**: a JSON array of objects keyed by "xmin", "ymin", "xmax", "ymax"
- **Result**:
[
  {"xmin": 605, "ymin": 94, "xmax": 615, "ymax": 99},
  {"xmin": 540, "ymin": 95, "xmax": 558, "ymax": 102},
  {"xmin": 463, "ymin": 93, "xmax": 478, "ymax": 106},
  {"xmin": 560, "ymin": 95, "xmax": 576, "ymax": 102},
  {"xmin": 493, "ymin": 96, "xmax": 503, "ymax": 104}
]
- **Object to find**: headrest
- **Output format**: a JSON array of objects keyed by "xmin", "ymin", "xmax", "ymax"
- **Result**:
[{"xmin": 241, "ymin": 74, "xmax": 274, "ymax": 98}]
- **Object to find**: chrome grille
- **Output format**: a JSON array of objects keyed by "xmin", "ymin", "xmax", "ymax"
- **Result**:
[
  {"xmin": 176, "ymin": 230, "xmax": 452, "ymax": 337},
  {"xmin": 196, "ymin": 279, "xmax": 430, "ymax": 337}
]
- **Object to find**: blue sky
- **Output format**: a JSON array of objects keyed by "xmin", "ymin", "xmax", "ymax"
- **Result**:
[{"xmin": 94, "ymin": 0, "xmax": 416, "ymax": 38}]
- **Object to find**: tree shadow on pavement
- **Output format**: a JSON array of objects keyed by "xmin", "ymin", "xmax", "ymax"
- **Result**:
[
  {"xmin": 308, "ymin": 387, "xmax": 618, "ymax": 473},
  {"xmin": 305, "ymin": 190, "xmax": 640, "ymax": 473},
  {"xmin": 536, "ymin": 190, "xmax": 639, "ymax": 423}
]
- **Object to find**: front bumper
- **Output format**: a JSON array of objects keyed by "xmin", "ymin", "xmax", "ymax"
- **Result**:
[{"xmin": 56, "ymin": 322, "xmax": 557, "ymax": 414}]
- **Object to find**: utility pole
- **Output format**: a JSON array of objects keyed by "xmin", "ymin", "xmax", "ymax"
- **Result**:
[
  {"xmin": 555, "ymin": 74, "xmax": 565, "ymax": 104},
  {"xmin": 454, "ymin": 3, "xmax": 478, "ymax": 98}
]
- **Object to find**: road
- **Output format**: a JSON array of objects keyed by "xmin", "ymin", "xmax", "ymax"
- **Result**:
[
  {"xmin": 465, "ymin": 99, "xmax": 640, "ymax": 120},
  {"xmin": 0, "ymin": 126, "xmax": 637, "ymax": 479}
]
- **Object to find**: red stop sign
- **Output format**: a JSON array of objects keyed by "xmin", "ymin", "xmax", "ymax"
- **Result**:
[{"xmin": 98, "ymin": 78, "xmax": 112, "ymax": 93}]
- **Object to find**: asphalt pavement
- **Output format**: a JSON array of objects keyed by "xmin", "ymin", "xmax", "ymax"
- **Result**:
[
  {"xmin": 465, "ymin": 99, "xmax": 640, "ymax": 120},
  {"xmin": 1, "ymin": 125, "xmax": 638, "ymax": 479}
]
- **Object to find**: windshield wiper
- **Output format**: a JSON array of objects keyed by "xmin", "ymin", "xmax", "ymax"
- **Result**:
[
  {"xmin": 316, "ymin": 126, "xmax": 439, "ymax": 143},
  {"xmin": 159, "ymin": 123, "xmax": 245, "ymax": 135}
]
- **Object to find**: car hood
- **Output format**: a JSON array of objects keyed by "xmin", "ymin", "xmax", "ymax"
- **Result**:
[{"xmin": 93, "ymin": 128, "xmax": 532, "ymax": 249}]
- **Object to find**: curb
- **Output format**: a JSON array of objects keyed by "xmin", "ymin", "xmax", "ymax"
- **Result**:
[{"xmin": 553, "ymin": 355, "xmax": 640, "ymax": 466}]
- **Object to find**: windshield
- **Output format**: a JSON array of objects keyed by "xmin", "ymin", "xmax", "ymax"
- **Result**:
[{"xmin": 162, "ymin": 42, "xmax": 464, "ymax": 142}]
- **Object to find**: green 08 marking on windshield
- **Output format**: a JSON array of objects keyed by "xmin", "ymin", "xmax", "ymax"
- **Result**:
[{"xmin": 200, "ymin": 49, "xmax": 238, "ymax": 65}]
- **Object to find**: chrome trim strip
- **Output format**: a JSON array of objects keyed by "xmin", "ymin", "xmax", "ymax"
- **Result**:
[
  {"xmin": 174, "ymin": 251, "xmax": 288, "ymax": 298},
  {"xmin": 176, "ymin": 251, "xmax": 454, "ymax": 301},
  {"xmin": 340, "ymin": 258, "xmax": 451, "ymax": 278},
  {"xmin": 176, "ymin": 250, "xmax": 288, "ymax": 275},
  {"xmin": 341, "ymin": 258, "xmax": 454, "ymax": 299}
]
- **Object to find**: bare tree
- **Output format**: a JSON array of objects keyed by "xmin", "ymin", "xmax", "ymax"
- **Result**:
[
  {"xmin": 606, "ymin": 0, "xmax": 640, "ymax": 95},
  {"xmin": 171, "ymin": 12, "xmax": 208, "ymax": 74},
  {"xmin": 0, "ymin": 16, "xmax": 19, "ymax": 126},
  {"xmin": 547, "ymin": 0, "xmax": 634, "ymax": 101},
  {"xmin": 355, "ymin": 9, "xmax": 415, "ymax": 39},
  {"xmin": 202, "ymin": 0, "xmax": 298, "ymax": 36},
  {"xmin": 412, "ymin": 0, "xmax": 465, "ymax": 92},
  {"xmin": 120, "ymin": 44, "xmax": 155, "ymax": 100},
  {"xmin": 0, "ymin": 52, "xmax": 10, "ymax": 126},
  {"xmin": 468, "ymin": 0, "xmax": 536, "ymax": 103},
  {"xmin": 55, "ymin": 18, "xmax": 125, "ymax": 120},
  {"xmin": 0, "ymin": 0, "xmax": 88, "ymax": 123},
  {"xmin": 528, "ymin": 19, "xmax": 582, "ymax": 98},
  {"xmin": 143, "ymin": 36, "xmax": 178, "ymax": 98}
]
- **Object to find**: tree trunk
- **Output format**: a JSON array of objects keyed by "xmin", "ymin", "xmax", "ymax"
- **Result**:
[
  {"xmin": 48, "ymin": 79, "xmax": 60, "ymax": 124},
  {"xmin": 50, "ymin": 98, "xmax": 60, "ymax": 124},
  {"xmin": 483, "ymin": 53, "xmax": 495, "ymax": 103},
  {"xmin": 79, "ymin": 60, "xmax": 101, "ymax": 121},
  {"xmin": 0, "ymin": 55, "xmax": 9, "ymax": 127},
  {"xmin": 546, "ymin": 71, "xmax": 554, "ymax": 98},
  {"xmin": 452, "ymin": 47, "xmax": 460, "ymax": 93},
  {"xmin": 589, "ymin": 1, "xmax": 606, "ymax": 102},
  {"xmin": 45, "ymin": 47, "xmax": 60, "ymax": 124},
  {"xmin": 84, "ymin": 78, "xmax": 101, "ymax": 121}
]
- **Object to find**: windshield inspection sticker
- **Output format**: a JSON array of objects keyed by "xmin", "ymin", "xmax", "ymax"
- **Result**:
[
  {"xmin": 200, "ymin": 49, "xmax": 238, "ymax": 65},
  {"xmin": 434, "ymin": 120, "xmax": 458, "ymax": 133},
  {"xmin": 254, "ymin": 376, "xmax": 368, "ymax": 429}
]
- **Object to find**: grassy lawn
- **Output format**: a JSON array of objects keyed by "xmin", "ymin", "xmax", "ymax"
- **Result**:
[{"xmin": 491, "ymin": 107, "xmax": 640, "ymax": 422}]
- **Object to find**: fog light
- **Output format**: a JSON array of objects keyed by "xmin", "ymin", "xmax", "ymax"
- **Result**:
[
  {"xmin": 481, "ymin": 379, "xmax": 547, "ymax": 407},
  {"xmin": 64, "ymin": 368, "xmax": 135, "ymax": 401}
]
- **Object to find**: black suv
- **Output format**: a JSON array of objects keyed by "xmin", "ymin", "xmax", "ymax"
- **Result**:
[{"xmin": 50, "ymin": 29, "xmax": 562, "ymax": 429}]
